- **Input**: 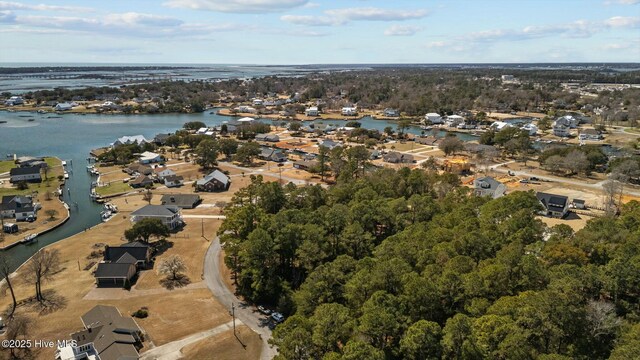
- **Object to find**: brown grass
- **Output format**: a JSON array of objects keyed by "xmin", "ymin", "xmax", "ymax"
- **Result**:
[{"xmin": 181, "ymin": 325, "xmax": 263, "ymax": 360}]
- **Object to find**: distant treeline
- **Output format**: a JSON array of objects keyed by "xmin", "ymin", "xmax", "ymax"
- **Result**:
[{"xmin": 0, "ymin": 66, "xmax": 192, "ymax": 75}]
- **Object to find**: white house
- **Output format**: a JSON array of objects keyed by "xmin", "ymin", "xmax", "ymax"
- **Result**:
[
  {"xmin": 113, "ymin": 135, "xmax": 148, "ymax": 147},
  {"xmin": 445, "ymin": 115, "xmax": 465, "ymax": 127},
  {"xmin": 54, "ymin": 102, "xmax": 74, "ymax": 111},
  {"xmin": 305, "ymin": 106, "xmax": 319, "ymax": 116},
  {"xmin": 425, "ymin": 113, "xmax": 443, "ymax": 124},
  {"xmin": 196, "ymin": 127, "xmax": 209, "ymax": 134},
  {"xmin": 153, "ymin": 167, "xmax": 176, "ymax": 181},
  {"xmin": 236, "ymin": 105, "xmax": 256, "ymax": 113},
  {"xmin": 138, "ymin": 151, "xmax": 162, "ymax": 164},
  {"xmin": 553, "ymin": 123, "xmax": 571, "ymax": 137},
  {"xmin": 341, "ymin": 107, "xmax": 357, "ymax": 116},
  {"xmin": 130, "ymin": 205, "xmax": 183, "ymax": 229},
  {"xmin": 490, "ymin": 121, "xmax": 513, "ymax": 131},
  {"xmin": 5, "ymin": 96, "xmax": 24, "ymax": 106},
  {"xmin": 555, "ymin": 115, "xmax": 579, "ymax": 129},
  {"xmin": 252, "ymin": 99, "xmax": 264, "ymax": 106},
  {"xmin": 579, "ymin": 128, "xmax": 603, "ymax": 141},
  {"xmin": 383, "ymin": 108, "xmax": 400, "ymax": 117}
]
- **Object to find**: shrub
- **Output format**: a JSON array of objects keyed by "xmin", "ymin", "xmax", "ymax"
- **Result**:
[{"xmin": 132, "ymin": 309, "xmax": 148, "ymax": 318}]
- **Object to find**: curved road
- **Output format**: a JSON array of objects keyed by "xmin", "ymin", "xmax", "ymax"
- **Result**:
[{"xmin": 203, "ymin": 237, "xmax": 277, "ymax": 360}]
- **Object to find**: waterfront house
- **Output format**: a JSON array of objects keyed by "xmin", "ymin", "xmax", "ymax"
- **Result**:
[
  {"xmin": 0, "ymin": 195, "xmax": 37, "ymax": 221},
  {"xmin": 235, "ymin": 106, "xmax": 256, "ymax": 114},
  {"xmin": 130, "ymin": 204, "xmax": 183, "ymax": 229},
  {"xmin": 305, "ymin": 106, "xmax": 319, "ymax": 116},
  {"xmin": 196, "ymin": 170, "xmax": 231, "ymax": 192},
  {"xmin": 130, "ymin": 175, "xmax": 154, "ymax": 188},
  {"xmin": 490, "ymin": 121, "xmax": 513, "ymax": 131},
  {"xmin": 54, "ymin": 102, "xmax": 74, "ymax": 111},
  {"xmin": 153, "ymin": 133, "xmax": 171, "ymax": 145},
  {"xmin": 521, "ymin": 123, "xmax": 538, "ymax": 136},
  {"xmin": 4, "ymin": 96, "xmax": 24, "ymax": 106},
  {"xmin": 259, "ymin": 148, "xmax": 288, "ymax": 163},
  {"xmin": 161, "ymin": 194, "xmax": 201, "ymax": 209},
  {"xmin": 536, "ymin": 192, "xmax": 569, "ymax": 218},
  {"xmin": 445, "ymin": 115, "xmax": 465, "ymax": 127},
  {"xmin": 56, "ymin": 305, "xmax": 143, "ymax": 360},
  {"xmin": 126, "ymin": 163, "xmax": 153, "ymax": 176},
  {"xmin": 383, "ymin": 108, "xmax": 400, "ymax": 117},
  {"xmin": 555, "ymin": 115, "xmax": 579, "ymax": 129},
  {"xmin": 9, "ymin": 166, "xmax": 41, "ymax": 183},
  {"xmin": 113, "ymin": 135, "xmax": 149, "ymax": 147},
  {"xmin": 579, "ymin": 128, "xmax": 603, "ymax": 141},
  {"xmin": 416, "ymin": 136, "xmax": 439, "ymax": 146},
  {"xmin": 138, "ymin": 151, "xmax": 162, "ymax": 164},
  {"xmin": 383, "ymin": 152, "xmax": 414, "ymax": 164},
  {"xmin": 153, "ymin": 167, "xmax": 176, "ymax": 181},
  {"xmin": 15, "ymin": 156, "xmax": 46, "ymax": 168},
  {"xmin": 473, "ymin": 176, "xmax": 506, "ymax": 199},
  {"xmin": 341, "ymin": 107, "xmax": 357, "ymax": 116},
  {"xmin": 3, "ymin": 223, "xmax": 18, "ymax": 233},
  {"xmin": 163, "ymin": 175, "xmax": 184, "ymax": 188},
  {"xmin": 425, "ymin": 113, "xmax": 443, "ymax": 124},
  {"xmin": 255, "ymin": 134, "xmax": 280, "ymax": 142}
]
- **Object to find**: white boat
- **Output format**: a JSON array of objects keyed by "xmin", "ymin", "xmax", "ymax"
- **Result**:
[
  {"xmin": 64, "ymin": 172, "xmax": 69, "ymax": 179},
  {"xmin": 22, "ymin": 234, "xmax": 37, "ymax": 244},
  {"xmin": 101, "ymin": 211, "xmax": 112, "ymax": 221},
  {"xmin": 420, "ymin": 125, "xmax": 432, "ymax": 131},
  {"xmin": 61, "ymin": 160, "xmax": 67, "ymax": 166}
]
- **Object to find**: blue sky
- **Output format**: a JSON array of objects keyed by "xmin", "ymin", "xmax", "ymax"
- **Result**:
[{"xmin": 0, "ymin": 0, "xmax": 638, "ymax": 64}]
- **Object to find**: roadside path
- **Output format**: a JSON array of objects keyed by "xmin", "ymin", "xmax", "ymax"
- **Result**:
[
  {"xmin": 203, "ymin": 237, "xmax": 277, "ymax": 360},
  {"xmin": 140, "ymin": 320, "xmax": 238, "ymax": 360}
]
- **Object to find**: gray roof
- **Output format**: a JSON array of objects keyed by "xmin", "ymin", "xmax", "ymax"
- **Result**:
[
  {"xmin": 161, "ymin": 194, "xmax": 201, "ymax": 208},
  {"xmin": 131, "ymin": 204, "xmax": 180, "ymax": 217},
  {"xmin": 115, "ymin": 252, "xmax": 138, "ymax": 264},
  {"xmin": 10, "ymin": 166, "xmax": 40, "ymax": 176},
  {"xmin": 74, "ymin": 305, "xmax": 141, "ymax": 360},
  {"xmin": 94, "ymin": 263, "xmax": 135, "ymax": 278},
  {"xmin": 536, "ymin": 192, "xmax": 568, "ymax": 211},
  {"xmin": 197, "ymin": 170, "xmax": 229, "ymax": 187},
  {"xmin": 474, "ymin": 176, "xmax": 501, "ymax": 190},
  {"xmin": 1, "ymin": 195, "xmax": 34, "ymax": 211}
]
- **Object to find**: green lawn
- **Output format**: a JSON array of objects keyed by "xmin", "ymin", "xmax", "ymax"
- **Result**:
[
  {"xmin": 0, "ymin": 160, "xmax": 14, "ymax": 174},
  {"xmin": 95, "ymin": 180, "xmax": 134, "ymax": 196},
  {"xmin": 0, "ymin": 157, "xmax": 63, "ymax": 197}
]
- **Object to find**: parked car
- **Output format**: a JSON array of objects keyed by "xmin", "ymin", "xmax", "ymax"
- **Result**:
[
  {"xmin": 271, "ymin": 312, "xmax": 285, "ymax": 323},
  {"xmin": 258, "ymin": 306, "xmax": 271, "ymax": 315},
  {"xmin": 529, "ymin": 177, "xmax": 540, "ymax": 181}
]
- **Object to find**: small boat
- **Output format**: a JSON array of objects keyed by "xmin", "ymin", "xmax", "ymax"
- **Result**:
[
  {"xmin": 64, "ymin": 172, "xmax": 69, "ymax": 179},
  {"xmin": 420, "ymin": 125, "xmax": 432, "ymax": 131},
  {"xmin": 61, "ymin": 160, "xmax": 67, "ymax": 166},
  {"xmin": 37, "ymin": 110, "xmax": 46, "ymax": 114},
  {"xmin": 22, "ymin": 234, "xmax": 37, "ymax": 244},
  {"xmin": 18, "ymin": 115, "xmax": 31, "ymax": 118},
  {"xmin": 27, "ymin": 119, "xmax": 35, "ymax": 122},
  {"xmin": 101, "ymin": 211, "xmax": 112, "ymax": 221},
  {"xmin": 0, "ymin": 121, "xmax": 7, "ymax": 124}
]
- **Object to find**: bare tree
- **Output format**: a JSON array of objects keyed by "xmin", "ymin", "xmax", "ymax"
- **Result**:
[
  {"xmin": 0, "ymin": 254, "xmax": 17, "ymax": 317},
  {"xmin": 586, "ymin": 300, "xmax": 621, "ymax": 338},
  {"xmin": 158, "ymin": 255, "xmax": 187, "ymax": 281},
  {"xmin": 603, "ymin": 179, "xmax": 623, "ymax": 216},
  {"xmin": 4, "ymin": 314, "xmax": 31, "ymax": 359},
  {"xmin": 44, "ymin": 209, "xmax": 58, "ymax": 220},
  {"xmin": 544, "ymin": 155, "xmax": 564, "ymax": 174},
  {"xmin": 26, "ymin": 248, "xmax": 60, "ymax": 302},
  {"xmin": 563, "ymin": 150, "xmax": 590, "ymax": 175},
  {"xmin": 143, "ymin": 188, "xmax": 153, "ymax": 204}
]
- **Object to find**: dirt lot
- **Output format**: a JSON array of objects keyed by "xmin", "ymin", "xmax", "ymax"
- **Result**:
[
  {"xmin": 0, "ymin": 193, "xmax": 232, "ymax": 358},
  {"xmin": 181, "ymin": 325, "xmax": 263, "ymax": 360}
]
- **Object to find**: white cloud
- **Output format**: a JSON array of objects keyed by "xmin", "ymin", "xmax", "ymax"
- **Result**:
[
  {"xmin": 163, "ymin": 0, "xmax": 308, "ymax": 13},
  {"xmin": 324, "ymin": 7, "xmax": 428, "ymax": 21},
  {"xmin": 604, "ymin": 16, "xmax": 640, "ymax": 27},
  {"xmin": 426, "ymin": 41, "xmax": 447, "ymax": 48},
  {"xmin": 281, "ymin": 6, "xmax": 428, "ymax": 27},
  {"xmin": 280, "ymin": 14, "xmax": 341, "ymax": 26},
  {"xmin": 384, "ymin": 25, "xmax": 421, "ymax": 36},
  {"xmin": 0, "ymin": 1, "xmax": 93, "ymax": 12},
  {"xmin": 104, "ymin": 12, "xmax": 183, "ymax": 27},
  {"xmin": 616, "ymin": 0, "xmax": 639, "ymax": 4}
]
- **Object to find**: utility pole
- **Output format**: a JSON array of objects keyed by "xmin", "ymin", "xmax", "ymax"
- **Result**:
[
  {"xmin": 232, "ymin": 303, "xmax": 236, "ymax": 335},
  {"xmin": 201, "ymin": 218, "xmax": 204, "ymax": 238}
]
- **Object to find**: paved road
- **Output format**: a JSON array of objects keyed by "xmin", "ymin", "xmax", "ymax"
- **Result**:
[
  {"xmin": 181, "ymin": 215, "xmax": 227, "ymax": 219},
  {"xmin": 140, "ymin": 320, "xmax": 237, "ymax": 360},
  {"xmin": 203, "ymin": 237, "xmax": 277, "ymax": 360}
]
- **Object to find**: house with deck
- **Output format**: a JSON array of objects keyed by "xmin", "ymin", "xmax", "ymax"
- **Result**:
[
  {"xmin": 130, "ymin": 204, "xmax": 183, "ymax": 229},
  {"xmin": 129, "ymin": 175, "xmax": 154, "ymax": 188},
  {"xmin": 425, "ymin": 113, "xmax": 443, "ymax": 124},
  {"xmin": 579, "ymin": 128, "xmax": 603, "ymax": 141},
  {"xmin": 473, "ymin": 176, "xmax": 506, "ymax": 199},
  {"xmin": 196, "ymin": 170, "xmax": 231, "ymax": 192},
  {"xmin": 259, "ymin": 148, "xmax": 288, "ymax": 163},
  {"xmin": 341, "ymin": 107, "xmax": 357, "ymax": 116},
  {"xmin": 305, "ymin": 106, "xmax": 319, "ymax": 116},
  {"xmin": 536, "ymin": 192, "xmax": 569, "ymax": 218},
  {"xmin": 56, "ymin": 305, "xmax": 144, "ymax": 360},
  {"xmin": 9, "ymin": 166, "xmax": 41, "ymax": 183},
  {"xmin": 161, "ymin": 194, "xmax": 201, "ymax": 209},
  {"xmin": 1, "ymin": 195, "xmax": 38, "ymax": 221},
  {"xmin": 163, "ymin": 175, "xmax": 184, "ymax": 188}
]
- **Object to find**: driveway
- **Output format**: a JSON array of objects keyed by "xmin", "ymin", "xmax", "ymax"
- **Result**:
[{"xmin": 203, "ymin": 237, "xmax": 277, "ymax": 360}]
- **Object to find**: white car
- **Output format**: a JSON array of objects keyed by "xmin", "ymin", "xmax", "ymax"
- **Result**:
[{"xmin": 271, "ymin": 312, "xmax": 285, "ymax": 323}]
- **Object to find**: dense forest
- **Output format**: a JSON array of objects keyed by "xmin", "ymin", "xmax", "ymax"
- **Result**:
[
  {"xmin": 6, "ymin": 67, "xmax": 639, "ymax": 125},
  {"xmin": 218, "ymin": 167, "xmax": 640, "ymax": 359}
]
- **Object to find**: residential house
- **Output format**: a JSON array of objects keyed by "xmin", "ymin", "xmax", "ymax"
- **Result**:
[
  {"xmin": 293, "ymin": 160, "xmax": 318, "ymax": 171},
  {"xmin": 54, "ymin": 102, "xmax": 74, "ymax": 111},
  {"xmin": 260, "ymin": 148, "xmax": 288, "ymax": 162},
  {"xmin": 383, "ymin": 152, "xmax": 414, "ymax": 164},
  {"xmin": 255, "ymin": 134, "xmax": 280, "ymax": 142},
  {"xmin": 305, "ymin": 106, "xmax": 319, "ymax": 116},
  {"xmin": 579, "ymin": 128, "xmax": 603, "ymax": 141},
  {"xmin": 138, "ymin": 151, "xmax": 162, "ymax": 164},
  {"xmin": 3, "ymin": 223, "xmax": 18, "ymax": 233},
  {"xmin": 9, "ymin": 166, "xmax": 41, "ymax": 183},
  {"xmin": 94, "ymin": 260, "xmax": 137, "ymax": 288},
  {"xmin": 237, "ymin": 116, "xmax": 256, "ymax": 123},
  {"xmin": 369, "ymin": 150, "xmax": 381, "ymax": 160},
  {"xmin": 490, "ymin": 121, "xmax": 513, "ymax": 131},
  {"xmin": 163, "ymin": 175, "xmax": 184, "ymax": 188},
  {"xmin": 473, "ymin": 176, "xmax": 507, "ymax": 199},
  {"xmin": 129, "ymin": 175, "xmax": 154, "ymax": 188},
  {"xmin": 126, "ymin": 163, "xmax": 153, "ymax": 176},
  {"xmin": 521, "ymin": 123, "xmax": 538, "ymax": 135},
  {"xmin": 252, "ymin": 99, "xmax": 264, "ymax": 106},
  {"xmin": 56, "ymin": 305, "xmax": 143, "ymax": 360},
  {"xmin": 318, "ymin": 139, "xmax": 342, "ymax": 150},
  {"xmin": 341, "ymin": 107, "xmax": 357, "ymax": 116},
  {"xmin": 572, "ymin": 199, "xmax": 586, "ymax": 210},
  {"xmin": 416, "ymin": 136, "xmax": 439, "ymax": 146},
  {"xmin": 235, "ymin": 106, "xmax": 256, "ymax": 114},
  {"xmin": 153, "ymin": 133, "xmax": 171, "ymax": 145},
  {"xmin": 553, "ymin": 123, "xmax": 571, "ymax": 137},
  {"xmin": 536, "ymin": 192, "xmax": 569, "ymax": 218},
  {"xmin": 161, "ymin": 194, "xmax": 201, "ymax": 209},
  {"xmin": 130, "ymin": 204, "xmax": 183, "ymax": 229},
  {"xmin": 196, "ymin": 170, "xmax": 231, "ymax": 192},
  {"xmin": 4, "ymin": 96, "xmax": 24, "ymax": 106},
  {"xmin": 555, "ymin": 115, "xmax": 580, "ymax": 128},
  {"xmin": 113, "ymin": 135, "xmax": 148, "ymax": 147},
  {"xmin": 383, "ymin": 108, "xmax": 400, "ymax": 117},
  {"xmin": 1, "ymin": 195, "xmax": 37, "ymax": 221},
  {"xmin": 425, "ymin": 113, "xmax": 443, "ymax": 124},
  {"xmin": 15, "ymin": 156, "xmax": 46, "ymax": 168},
  {"xmin": 445, "ymin": 115, "xmax": 465, "ymax": 127},
  {"xmin": 153, "ymin": 167, "xmax": 176, "ymax": 182}
]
